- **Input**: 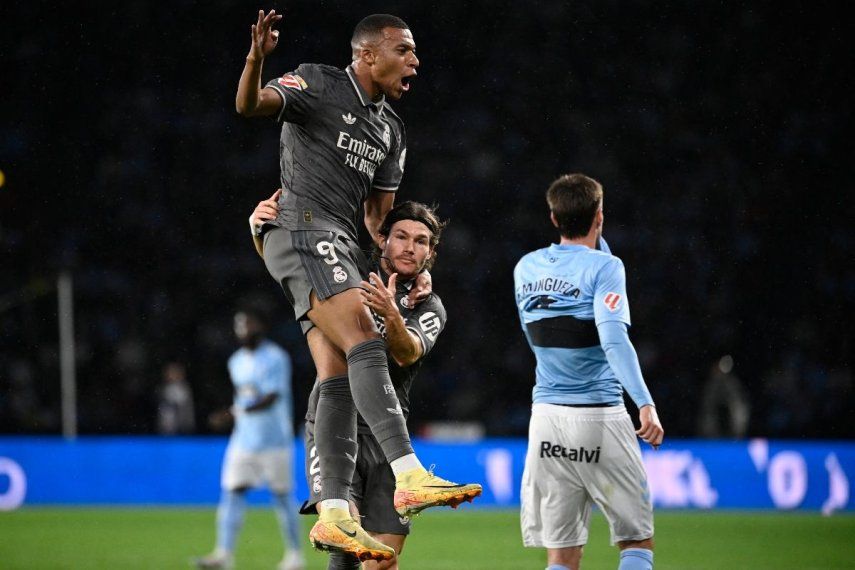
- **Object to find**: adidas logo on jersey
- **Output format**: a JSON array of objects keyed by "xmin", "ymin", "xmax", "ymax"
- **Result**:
[
  {"xmin": 342, "ymin": 113, "xmax": 356, "ymax": 125},
  {"xmin": 540, "ymin": 441, "xmax": 601, "ymax": 463}
]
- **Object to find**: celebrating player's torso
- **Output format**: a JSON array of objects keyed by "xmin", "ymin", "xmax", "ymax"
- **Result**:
[
  {"xmin": 514, "ymin": 244, "xmax": 631, "ymax": 405},
  {"xmin": 265, "ymin": 63, "xmax": 406, "ymax": 239}
]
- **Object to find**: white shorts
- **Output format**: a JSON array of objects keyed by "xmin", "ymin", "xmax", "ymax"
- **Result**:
[
  {"xmin": 221, "ymin": 445, "xmax": 293, "ymax": 494},
  {"xmin": 520, "ymin": 403, "xmax": 653, "ymax": 548}
]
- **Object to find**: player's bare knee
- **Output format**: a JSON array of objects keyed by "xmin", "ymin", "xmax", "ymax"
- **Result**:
[
  {"xmin": 618, "ymin": 537, "xmax": 654, "ymax": 551},
  {"xmin": 306, "ymin": 327, "xmax": 348, "ymax": 377}
]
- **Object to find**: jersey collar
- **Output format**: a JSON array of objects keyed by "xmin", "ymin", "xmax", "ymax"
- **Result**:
[
  {"xmin": 549, "ymin": 243, "xmax": 589, "ymax": 252},
  {"xmin": 346, "ymin": 64, "xmax": 386, "ymax": 114}
]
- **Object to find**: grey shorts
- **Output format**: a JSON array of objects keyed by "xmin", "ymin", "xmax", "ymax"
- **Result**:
[
  {"xmin": 300, "ymin": 420, "xmax": 411, "ymax": 536},
  {"xmin": 263, "ymin": 227, "xmax": 369, "ymax": 334}
]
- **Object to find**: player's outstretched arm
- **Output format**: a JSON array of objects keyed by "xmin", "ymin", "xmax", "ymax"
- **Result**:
[
  {"xmin": 361, "ymin": 271, "xmax": 424, "ymax": 366},
  {"xmin": 236, "ymin": 9, "xmax": 284, "ymax": 117},
  {"xmin": 248, "ymin": 188, "xmax": 282, "ymax": 257}
]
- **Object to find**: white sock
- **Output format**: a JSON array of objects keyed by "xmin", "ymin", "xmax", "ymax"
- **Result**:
[
  {"xmin": 318, "ymin": 499, "xmax": 350, "ymax": 514},
  {"xmin": 390, "ymin": 453, "xmax": 424, "ymax": 477}
]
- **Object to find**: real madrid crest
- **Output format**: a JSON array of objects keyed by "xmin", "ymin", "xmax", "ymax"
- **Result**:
[
  {"xmin": 382, "ymin": 123, "xmax": 391, "ymax": 147},
  {"xmin": 333, "ymin": 266, "xmax": 348, "ymax": 283}
]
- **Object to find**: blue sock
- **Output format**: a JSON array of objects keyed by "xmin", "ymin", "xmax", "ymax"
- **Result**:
[
  {"xmin": 547, "ymin": 565, "xmax": 571, "ymax": 570},
  {"xmin": 273, "ymin": 492, "xmax": 302, "ymax": 552},
  {"xmin": 216, "ymin": 490, "xmax": 247, "ymax": 553},
  {"xmin": 618, "ymin": 548, "xmax": 653, "ymax": 570}
]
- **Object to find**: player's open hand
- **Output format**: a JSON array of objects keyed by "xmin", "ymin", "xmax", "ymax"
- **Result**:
[
  {"xmin": 249, "ymin": 9, "xmax": 283, "ymax": 60},
  {"xmin": 405, "ymin": 269, "xmax": 432, "ymax": 308},
  {"xmin": 361, "ymin": 271, "xmax": 400, "ymax": 320},
  {"xmin": 249, "ymin": 188, "xmax": 281, "ymax": 236},
  {"xmin": 637, "ymin": 405, "xmax": 664, "ymax": 449}
]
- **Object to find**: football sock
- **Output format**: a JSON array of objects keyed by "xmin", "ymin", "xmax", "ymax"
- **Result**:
[
  {"xmin": 390, "ymin": 453, "xmax": 424, "ymax": 477},
  {"xmin": 347, "ymin": 339, "xmax": 414, "ymax": 462},
  {"xmin": 318, "ymin": 499, "xmax": 350, "ymax": 515},
  {"xmin": 273, "ymin": 493, "xmax": 302, "ymax": 552},
  {"xmin": 315, "ymin": 375, "xmax": 358, "ymax": 501},
  {"xmin": 546, "ymin": 565, "xmax": 571, "ymax": 570},
  {"xmin": 216, "ymin": 490, "xmax": 246, "ymax": 553},
  {"xmin": 618, "ymin": 548, "xmax": 653, "ymax": 570},
  {"xmin": 328, "ymin": 551, "xmax": 361, "ymax": 570}
]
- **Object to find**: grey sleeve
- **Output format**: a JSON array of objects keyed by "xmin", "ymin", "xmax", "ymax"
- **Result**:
[
  {"xmin": 371, "ymin": 120, "xmax": 406, "ymax": 192},
  {"xmin": 405, "ymin": 295, "xmax": 447, "ymax": 357},
  {"xmin": 264, "ymin": 63, "xmax": 324, "ymax": 124}
]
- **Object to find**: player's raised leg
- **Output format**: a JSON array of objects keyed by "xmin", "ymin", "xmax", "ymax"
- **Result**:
[
  {"xmin": 308, "ymin": 288, "xmax": 482, "ymax": 517},
  {"xmin": 305, "ymin": 327, "xmax": 394, "ymax": 560}
]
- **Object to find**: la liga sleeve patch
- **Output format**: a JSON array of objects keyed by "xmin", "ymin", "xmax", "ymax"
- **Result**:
[
  {"xmin": 278, "ymin": 74, "xmax": 308, "ymax": 90},
  {"xmin": 603, "ymin": 292, "xmax": 622, "ymax": 312}
]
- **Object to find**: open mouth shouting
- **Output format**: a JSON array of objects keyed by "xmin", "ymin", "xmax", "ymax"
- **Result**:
[{"xmin": 400, "ymin": 72, "xmax": 416, "ymax": 93}]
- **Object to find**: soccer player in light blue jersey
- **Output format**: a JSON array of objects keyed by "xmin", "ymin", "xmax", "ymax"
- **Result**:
[
  {"xmin": 196, "ymin": 308, "xmax": 305, "ymax": 570},
  {"xmin": 514, "ymin": 173, "xmax": 664, "ymax": 570}
]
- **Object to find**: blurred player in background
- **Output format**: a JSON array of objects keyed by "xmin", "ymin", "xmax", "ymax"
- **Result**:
[
  {"xmin": 156, "ymin": 361, "xmax": 196, "ymax": 435},
  {"xmin": 513, "ymin": 174, "xmax": 664, "ymax": 570},
  {"xmin": 252, "ymin": 197, "xmax": 452, "ymax": 570},
  {"xmin": 236, "ymin": 9, "xmax": 480, "ymax": 561},
  {"xmin": 195, "ymin": 308, "xmax": 305, "ymax": 570}
]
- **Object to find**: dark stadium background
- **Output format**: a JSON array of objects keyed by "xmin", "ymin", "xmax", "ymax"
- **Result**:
[{"xmin": 1, "ymin": 1, "xmax": 851, "ymax": 439}]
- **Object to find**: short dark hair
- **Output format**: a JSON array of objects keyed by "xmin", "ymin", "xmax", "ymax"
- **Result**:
[
  {"xmin": 374, "ymin": 201, "xmax": 446, "ymax": 271},
  {"xmin": 235, "ymin": 304, "xmax": 268, "ymax": 330},
  {"xmin": 351, "ymin": 14, "xmax": 409, "ymax": 49},
  {"xmin": 546, "ymin": 173, "xmax": 603, "ymax": 239}
]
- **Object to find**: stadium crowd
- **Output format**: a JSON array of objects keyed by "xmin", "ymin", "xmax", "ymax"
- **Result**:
[{"xmin": 1, "ymin": 1, "xmax": 851, "ymax": 438}]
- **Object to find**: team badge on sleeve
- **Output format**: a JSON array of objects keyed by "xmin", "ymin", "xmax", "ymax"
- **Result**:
[
  {"xmin": 603, "ymin": 292, "xmax": 622, "ymax": 312},
  {"xmin": 277, "ymin": 74, "xmax": 308, "ymax": 90}
]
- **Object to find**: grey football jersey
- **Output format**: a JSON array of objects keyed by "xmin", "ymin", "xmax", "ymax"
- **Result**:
[{"xmin": 264, "ymin": 63, "xmax": 407, "ymax": 239}]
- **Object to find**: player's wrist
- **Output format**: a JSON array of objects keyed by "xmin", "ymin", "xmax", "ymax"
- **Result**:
[{"xmin": 249, "ymin": 214, "xmax": 261, "ymax": 237}]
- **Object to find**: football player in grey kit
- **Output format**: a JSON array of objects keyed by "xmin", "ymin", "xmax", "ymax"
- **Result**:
[
  {"xmin": 255, "ymin": 198, "xmax": 448, "ymax": 570},
  {"xmin": 236, "ymin": 10, "xmax": 480, "ymax": 561}
]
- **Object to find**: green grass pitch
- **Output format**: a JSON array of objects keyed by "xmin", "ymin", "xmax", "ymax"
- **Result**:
[{"xmin": 2, "ymin": 508, "xmax": 854, "ymax": 569}]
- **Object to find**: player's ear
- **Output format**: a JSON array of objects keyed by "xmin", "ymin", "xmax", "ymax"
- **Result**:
[{"xmin": 550, "ymin": 211, "xmax": 559, "ymax": 228}]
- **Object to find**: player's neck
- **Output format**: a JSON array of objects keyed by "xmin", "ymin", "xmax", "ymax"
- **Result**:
[
  {"xmin": 560, "ymin": 233, "xmax": 597, "ymax": 249},
  {"xmin": 351, "ymin": 61, "xmax": 383, "ymax": 101}
]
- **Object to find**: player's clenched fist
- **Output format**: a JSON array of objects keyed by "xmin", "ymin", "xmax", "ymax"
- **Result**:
[
  {"xmin": 249, "ymin": 188, "xmax": 281, "ymax": 236},
  {"xmin": 249, "ymin": 9, "xmax": 283, "ymax": 61},
  {"xmin": 636, "ymin": 405, "xmax": 664, "ymax": 449}
]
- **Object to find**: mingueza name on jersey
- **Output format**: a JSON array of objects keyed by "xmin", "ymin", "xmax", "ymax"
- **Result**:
[
  {"xmin": 337, "ymin": 131, "xmax": 387, "ymax": 177},
  {"xmin": 540, "ymin": 441, "xmax": 601, "ymax": 463},
  {"xmin": 516, "ymin": 278, "xmax": 580, "ymax": 302}
]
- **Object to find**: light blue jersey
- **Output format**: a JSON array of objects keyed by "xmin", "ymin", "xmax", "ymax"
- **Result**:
[
  {"xmin": 514, "ymin": 242, "xmax": 653, "ymax": 407},
  {"xmin": 228, "ymin": 340, "xmax": 294, "ymax": 451}
]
